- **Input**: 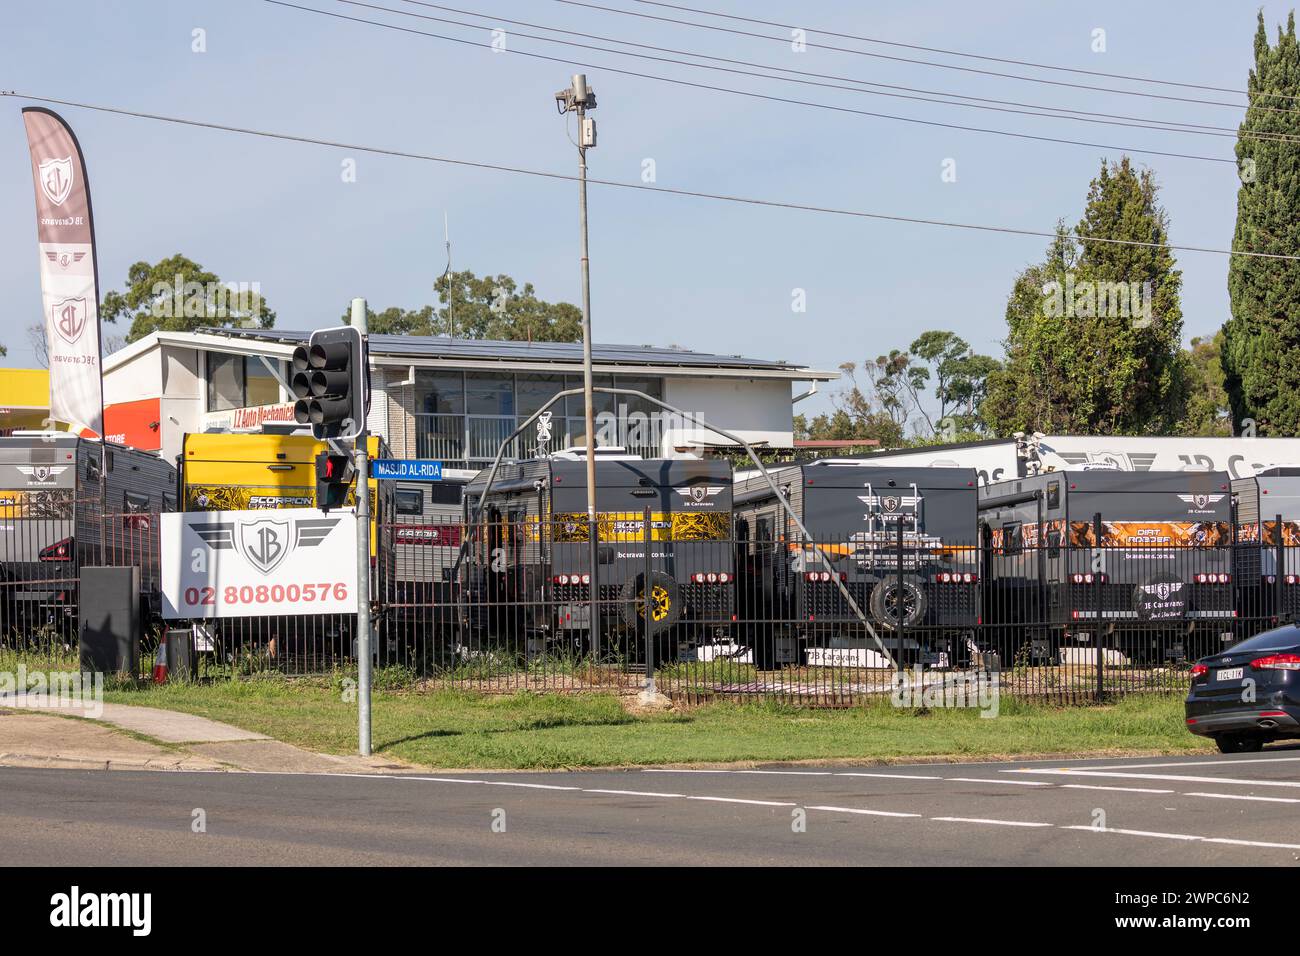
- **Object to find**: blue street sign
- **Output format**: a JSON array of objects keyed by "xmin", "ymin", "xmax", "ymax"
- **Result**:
[{"xmin": 372, "ymin": 459, "xmax": 443, "ymax": 481}]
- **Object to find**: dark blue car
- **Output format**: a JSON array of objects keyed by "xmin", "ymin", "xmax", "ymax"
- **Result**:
[{"xmin": 1186, "ymin": 625, "xmax": 1300, "ymax": 753}]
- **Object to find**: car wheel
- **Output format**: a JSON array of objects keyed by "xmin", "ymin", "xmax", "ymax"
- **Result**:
[{"xmin": 1215, "ymin": 733, "xmax": 1265, "ymax": 754}]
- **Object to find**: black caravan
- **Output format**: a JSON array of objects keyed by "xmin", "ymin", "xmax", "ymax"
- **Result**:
[
  {"xmin": 732, "ymin": 463, "xmax": 980, "ymax": 668},
  {"xmin": 462, "ymin": 453, "xmax": 733, "ymax": 659},
  {"xmin": 978, "ymin": 469, "xmax": 1234, "ymax": 664},
  {"xmin": 0, "ymin": 433, "xmax": 176, "ymax": 642},
  {"xmin": 1231, "ymin": 466, "xmax": 1300, "ymax": 625}
]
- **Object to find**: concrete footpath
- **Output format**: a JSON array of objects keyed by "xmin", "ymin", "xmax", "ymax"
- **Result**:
[{"xmin": 0, "ymin": 694, "xmax": 413, "ymax": 774}]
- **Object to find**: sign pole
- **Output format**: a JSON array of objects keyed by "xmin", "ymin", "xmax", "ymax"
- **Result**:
[{"xmin": 352, "ymin": 297, "xmax": 372, "ymax": 757}]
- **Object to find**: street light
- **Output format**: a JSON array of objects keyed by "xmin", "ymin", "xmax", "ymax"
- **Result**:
[{"xmin": 555, "ymin": 73, "xmax": 601, "ymax": 658}]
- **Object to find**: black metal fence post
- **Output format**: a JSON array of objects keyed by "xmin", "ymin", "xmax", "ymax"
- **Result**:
[
  {"xmin": 1276, "ymin": 513, "xmax": 1285, "ymax": 624},
  {"xmin": 643, "ymin": 505, "xmax": 654, "ymax": 691},
  {"xmin": 1093, "ymin": 512, "xmax": 1105, "ymax": 703},
  {"xmin": 896, "ymin": 515, "xmax": 905, "ymax": 677}
]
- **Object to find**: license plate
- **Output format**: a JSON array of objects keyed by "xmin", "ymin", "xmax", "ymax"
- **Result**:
[{"xmin": 1216, "ymin": 667, "xmax": 1244, "ymax": 681}]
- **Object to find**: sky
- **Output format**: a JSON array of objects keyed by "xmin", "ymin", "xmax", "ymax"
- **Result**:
[{"xmin": 0, "ymin": 0, "xmax": 1293, "ymax": 420}]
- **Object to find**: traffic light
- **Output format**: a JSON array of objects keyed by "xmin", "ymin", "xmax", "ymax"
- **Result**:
[
  {"xmin": 314, "ymin": 450, "xmax": 355, "ymax": 512},
  {"xmin": 292, "ymin": 326, "xmax": 368, "ymax": 440}
]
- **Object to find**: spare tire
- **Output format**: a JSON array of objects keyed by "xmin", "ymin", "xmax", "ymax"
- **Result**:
[
  {"xmin": 868, "ymin": 577, "xmax": 927, "ymax": 630},
  {"xmin": 619, "ymin": 571, "xmax": 684, "ymax": 634}
]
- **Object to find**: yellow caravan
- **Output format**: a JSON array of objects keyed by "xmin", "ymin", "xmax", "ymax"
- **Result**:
[{"xmin": 178, "ymin": 432, "xmax": 394, "ymax": 559}]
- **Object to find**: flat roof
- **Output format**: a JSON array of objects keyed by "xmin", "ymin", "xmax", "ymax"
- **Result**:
[{"xmin": 104, "ymin": 328, "xmax": 838, "ymax": 382}]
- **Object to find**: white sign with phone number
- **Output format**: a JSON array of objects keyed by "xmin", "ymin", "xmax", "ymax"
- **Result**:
[{"xmin": 161, "ymin": 509, "xmax": 358, "ymax": 619}]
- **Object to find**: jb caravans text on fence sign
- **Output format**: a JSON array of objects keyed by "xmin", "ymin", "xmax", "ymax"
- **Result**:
[
  {"xmin": 372, "ymin": 460, "xmax": 443, "ymax": 481},
  {"xmin": 159, "ymin": 509, "xmax": 360, "ymax": 619}
]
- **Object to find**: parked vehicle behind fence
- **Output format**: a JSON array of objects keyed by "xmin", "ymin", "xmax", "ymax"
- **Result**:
[
  {"xmin": 979, "ymin": 469, "xmax": 1235, "ymax": 665},
  {"xmin": 0, "ymin": 433, "xmax": 175, "ymax": 645},
  {"xmin": 462, "ymin": 452, "xmax": 734, "ymax": 662},
  {"xmin": 732, "ymin": 462, "xmax": 981, "ymax": 668}
]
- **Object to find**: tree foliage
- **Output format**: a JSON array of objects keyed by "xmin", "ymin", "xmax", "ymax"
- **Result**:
[
  {"xmin": 101, "ymin": 254, "xmax": 275, "ymax": 344},
  {"xmin": 982, "ymin": 157, "xmax": 1186, "ymax": 435},
  {"xmin": 1223, "ymin": 12, "xmax": 1300, "ymax": 435},
  {"xmin": 346, "ymin": 270, "xmax": 582, "ymax": 342},
  {"xmin": 1179, "ymin": 331, "xmax": 1232, "ymax": 436}
]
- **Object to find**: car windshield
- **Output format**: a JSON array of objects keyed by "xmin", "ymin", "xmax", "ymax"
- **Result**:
[{"xmin": 1227, "ymin": 626, "xmax": 1300, "ymax": 653}]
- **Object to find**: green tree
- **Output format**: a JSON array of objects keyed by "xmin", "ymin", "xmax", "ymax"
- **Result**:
[
  {"xmin": 1223, "ymin": 12, "xmax": 1300, "ymax": 435},
  {"xmin": 983, "ymin": 157, "xmax": 1186, "ymax": 435},
  {"xmin": 1179, "ymin": 331, "xmax": 1232, "ymax": 436},
  {"xmin": 101, "ymin": 254, "xmax": 275, "ymax": 343},
  {"xmin": 347, "ymin": 270, "xmax": 582, "ymax": 342},
  {"xmin": 908, "ymin": 330, "xmax": 1001, "ymax": 433}
]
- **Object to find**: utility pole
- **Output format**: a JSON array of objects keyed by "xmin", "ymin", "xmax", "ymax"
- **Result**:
[
  {"xmin": 351, "ymin": 297, "xmax": 373, "ymax": 756},
  {"xmin": 556, "ymin": 74, "xmax": 601, "ymax": 658}
]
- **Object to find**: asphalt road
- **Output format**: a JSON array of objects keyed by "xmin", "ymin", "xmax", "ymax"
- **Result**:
[{"xmin": 4, "ymin": 749, "xmax": 1300, "ymax": 866}]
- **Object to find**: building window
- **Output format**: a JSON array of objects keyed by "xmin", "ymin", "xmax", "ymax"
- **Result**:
[
  {"xmin": 206, "ymin": 353, "xmax": 286, "ymax": 412},
  {"xmin": 466, "ymin": 372, "xmax": 514, "ymax": 416},
  {"xmin": 417, "ymin": 370, "xmax": 464, "ymax": 415}
]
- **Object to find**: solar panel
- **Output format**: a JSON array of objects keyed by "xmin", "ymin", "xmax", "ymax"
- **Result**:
[{"xmin": 204, "ymin": 327, "xmax": 798, "ymax": 370}]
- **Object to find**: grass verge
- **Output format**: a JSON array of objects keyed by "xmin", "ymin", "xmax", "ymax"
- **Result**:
[{"xmin": 93, "ymin": 676, "xmax": 1211, "ymax": 769}]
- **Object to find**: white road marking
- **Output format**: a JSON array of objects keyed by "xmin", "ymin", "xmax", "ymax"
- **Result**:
[
  {"xmin": 835, "ymin": 772, "xmax": 947, "ymax": 781},
  {"xmin": 1006, "ymin": 769, "xmax": 1300, "ymax": 789},
  {"xmin": 1186, "ymin": 791, "xmax": 1300, "ymax": 804},
  {"xmin": 806, "ymin": 805, "xmax": 921, "ymax": 818},
  {"xmin": 1079, "ymin": 755, "xmax": 1300, "ymax": 771},
  {"xmin": 584, "ymin": 789, "xmax": 685, "ymax": 799},
  {"xmin": 1063, "ymin": 825, "xmax": 1300, "ymax": 851},
  {"xmin": 932, "ymin": 816, "xmax": 1053, "ymax": 828},
  {"xmin": 686, "ymin": 796, "xmax": 796, "ymax": 807},
  {"xmin": 1060, "ymin": 784, "xmax": 1175, "ymax": 794},
  {"xmin": 947, "ymin": 777, "xmax": 1053, "ymax": 787}
]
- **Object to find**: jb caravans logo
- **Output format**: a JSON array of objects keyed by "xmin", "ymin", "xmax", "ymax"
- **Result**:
[
  {"xmin": 858, "ymin": 492, "xmax": 921, "ymax": 520},
  {"xmin": 50, "ymin": 296, "xmax": 87, "ymax": 345},
  {"xmin": 15, "ymin": 465, "xmax": 67, "ymax": 486},
  {"xmin": 190, "ymin": 516, "xmax": 341, "ymax": 575},
  {"xmin": 1176, "ymin": 493, "xmax": 1226, "ymax": 515},
  {"xmin": 38, "ymin": 156, "xmax": 74, "ymax": 206},
  {"xmin": 673, "ymin": 484, "xmax": 724, "ymax": 508}
]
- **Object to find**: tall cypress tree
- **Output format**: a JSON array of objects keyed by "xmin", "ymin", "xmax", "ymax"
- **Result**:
[
  {"xmin": 1224, "ymin": 12, "xmax": 1300, "ymax": 435},
  {"xmin": 982, "ymin": 159, "xmax": 1185, "ymax": 435}
]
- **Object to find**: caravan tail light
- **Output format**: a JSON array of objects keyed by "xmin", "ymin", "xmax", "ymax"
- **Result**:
[
  {"xmin": 39, "ymin": 538, "xmax": 73, "ymax": 562},
  {"xmin": 1194, "ymin": 573, "xmax": 1231, "ymax": 584},
  {"xmin": 1286, "ymin": 575, "xmax": 1300, "ymax": 585},
  {"xmin": 552, "ymin": 574, "xmax": 591, "ymax": 586},
  {"xmin": 692, "ymin": 572, "xmax": 733, "ymax": 585},
  {"xmin": 1070, "ymin": 572, "xmax": 1109, "ymax": 584},
  {"xmin": 803, "ymin": 571, "xmax": 837, "ymax": 582},
  {"xmin": 934, "ymin": 572, "xmax": 978, "ymax": 584}
]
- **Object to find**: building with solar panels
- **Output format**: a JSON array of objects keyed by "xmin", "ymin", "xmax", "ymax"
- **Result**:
[{"xmin": 98, "ymin": 328, "xmax": 837, "ymax": 467}]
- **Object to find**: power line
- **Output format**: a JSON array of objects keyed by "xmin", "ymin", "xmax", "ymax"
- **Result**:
[
  {"xmin": 263, "ymin": 0, "xmax": 1238, "ymax": 164},
  {"xmin": 553, "ymin": 0, "xmax": 1291, "ymax": 113},
  {"xmin": 3, "ymin": 90, "xmax": 1293, "ymax": 261},
  {"xmin": 628, "ymin": 0, "xmax": 1285, "ymax": 101},
  {"xmin": 377, "ymin": 0, "xmax": 1300, "ymax": 142}
]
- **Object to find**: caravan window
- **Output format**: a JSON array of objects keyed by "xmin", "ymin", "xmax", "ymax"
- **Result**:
[
  {"xmin": 1047, "ymin": 481, "xmax": 1060, "ymax": 510},
  {"xmin": 1002, "ymin": 522, "xmax": 1023, "ymax": 555},
  {"xmin": 395, "ymin": 488, "xmax": 424, "ymax": 516},
  {"xmin": 756, "ymin": 514, "xmax": 774, "ymax": 543}
]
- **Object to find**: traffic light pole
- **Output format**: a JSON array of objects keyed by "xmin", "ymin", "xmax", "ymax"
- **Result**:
[{"xmin": 351, "ymin": 297, "xmax": 373, "ymax": 758}]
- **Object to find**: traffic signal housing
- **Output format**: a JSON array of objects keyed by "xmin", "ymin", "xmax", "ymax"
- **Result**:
[
  {"xmin": 293, "ymin": 326, "xmax": 368, "ymax": 440},
  {"xmin": 314, "ymin": 450, "xmax": 355, "ymax": 512}
]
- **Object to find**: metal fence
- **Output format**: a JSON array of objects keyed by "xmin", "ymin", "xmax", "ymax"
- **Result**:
[{"xmin": 1, "ymin": 504, "xmax": 1290, "ymax": 705}]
